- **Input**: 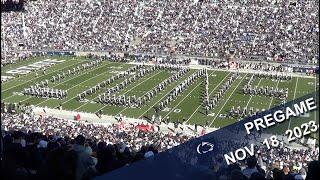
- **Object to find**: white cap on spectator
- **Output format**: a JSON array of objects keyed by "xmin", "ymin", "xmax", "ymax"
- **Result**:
[
  {"xmin": 144, "ymin": 151, "xmax": 154, "ymax": 158},
  {"xmin": 119, "ymin": 143, "xmax": 127, "ymax": 153},
  {"xmin": 39, "ymin": 140, "xmax": 48, "ymax": 148}
]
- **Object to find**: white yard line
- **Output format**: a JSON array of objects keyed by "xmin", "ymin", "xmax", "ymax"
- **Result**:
[
  {"xmin": 2, "ymin": 60, "xmax": 81, "ymax": 93},
  {"xmin": 209, "ymin": 74, "xmax": 247, "ymax": 127},
  {"xmin": 287, "ymin": 77, "xmax": 299, "ymax": 130},
  {"xmin": 185, "ymin": 72, "xmax": 231, "ymax": 123},
  {"xmin": 30, "ymin": 62, "xmax": 112, "ymax": 106},
  {"xmin": 75, "ymin": 71, "xmax": 162, "ymax": 112},
  {"xmin": 244, "ymin": 78, "xmax": 263, "ymax": 109},
  {"xmin": 162, "ymin": 71, "xmax": 215, "ymax": 120},
  {"xmin": 293, "ymin": 77, "xmax": 299, "ymax": 100}
]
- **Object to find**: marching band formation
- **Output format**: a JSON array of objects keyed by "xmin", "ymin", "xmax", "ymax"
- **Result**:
[
  {"xmin": 103, "ymin": 66, "xmax": 157, "ymax": 95},
  {"xmin": 227, "ymin": 106, "xmax": 262, "ymax": 119},
  {"xmin": 243, "ymin": 74, "xmax": 289, "ymax": 99},
  {"xmin": 21, "ymin": 59, "xmax": 104, "ymax": 99},
  {"xmin": 158, "ymin": 69, "xmax": 206, "ymax": 111},
  {"xmin": 203, "ymin": 72, "xmax": 239, "ymax": 115},
  {"xmin": 253, "ymin": 72, "xmax": 292, "ymax": 81},
  {"xmin": 51, "ymin": 59, "xmax": 103, "ymax": 83},
  {"xmin": 198, "ymin": 59, "xmax": 296, "ymax": 74},
  {"xmin": 20, "ymin": 61, "xmax": 293, "ymax": 120},
  {"xmin": 78, "ymin": 66, "xmax": 157, "ymax": 102},
  {"xmin": 77, "ymin": 64, "xmax": 146, "ymax": 101},
  {"xmin": 242, "ymin": 85, "xmax": 288, "ymax": 99},
  {"xmin": 97, "ymin": 67, "xmax": 190, "ymax": 107},
  {"xmin": 23, "ymin": 86, "xmax": 67, "ymax": 99}
]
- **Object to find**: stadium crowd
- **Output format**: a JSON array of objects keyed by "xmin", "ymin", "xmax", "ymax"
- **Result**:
[
  {"xmin": 1, "ymin": 111, "xmax": 319, "ymax": 180},
  {"xmin": 205, "ymin": 134, "xmax": 319, "ymax": 180},
  {"xmin": 1, "ymin": 111, "xmax": 192, "ymax": 179},
  {"xmin": 1, "ymin": 0, "xmax": 318, "ymax": 64}
]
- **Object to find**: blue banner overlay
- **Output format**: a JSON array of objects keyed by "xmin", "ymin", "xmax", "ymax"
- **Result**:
[{"xmin": 95, "ymin": 91, "xmax": 319, "ymax": 180}]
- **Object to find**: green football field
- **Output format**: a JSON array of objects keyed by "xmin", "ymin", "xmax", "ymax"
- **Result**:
[{"xmin": 1, "ymin": 56, "xmax": 319, "ymax": 137}]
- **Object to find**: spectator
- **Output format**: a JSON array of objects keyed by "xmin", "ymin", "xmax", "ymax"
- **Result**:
[
  {"xmin": 72, "ymin": 135, "xmax": 96, "ymax": 180},
  {"xmin": 306, "ymin": 161, "xmax": 320, "ymax": 180},
  {"xmin": 282, "ymin": 165, "xmax": 295, "ymax": 180}
]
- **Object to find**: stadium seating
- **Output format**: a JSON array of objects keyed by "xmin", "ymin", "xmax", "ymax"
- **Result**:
[{"xmin": 1, "ymin": 0, "xmax": 318, "ymax": 64}]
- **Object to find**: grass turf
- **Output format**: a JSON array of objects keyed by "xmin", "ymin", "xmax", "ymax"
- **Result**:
[{"xmin": 1, "ymin": 56, "xmax": 318, "ymax": 139}]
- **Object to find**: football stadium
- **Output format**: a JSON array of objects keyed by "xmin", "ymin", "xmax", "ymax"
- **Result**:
[
  {"xmin": 2, "ymin": 56, "xmax": 319, "ymax": 129},
  {"xmin": 1, "ymin": 0, "xmax": 319, "ymax": 180}
]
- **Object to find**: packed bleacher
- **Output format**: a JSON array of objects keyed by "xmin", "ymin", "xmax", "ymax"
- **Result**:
[
  {"xmin": 1, "ymin": 0, "xmax": 319, "ymax": 65},
  {"xmin": 1, "ymin": 111, "xmax": 192, "ymax": 179},
  {"xmin": 1, "ymin": 111, "xmax": 319, "ymax": 180}
]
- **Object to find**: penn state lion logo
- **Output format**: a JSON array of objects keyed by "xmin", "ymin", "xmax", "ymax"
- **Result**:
[{"xmin": 197, "ymin": 142, "xmax": 214, "ymax": 154}]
